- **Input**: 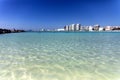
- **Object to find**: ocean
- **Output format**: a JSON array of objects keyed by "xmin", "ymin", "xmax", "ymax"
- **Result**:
[{"xmin": 0, "ymin": 32, "xmax": 120, "ymax": 80}]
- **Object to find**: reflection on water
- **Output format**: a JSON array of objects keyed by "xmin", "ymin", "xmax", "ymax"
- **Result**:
[{"xmin": 0, "ymin": 32, "xmax": 120, "ymax": 80}]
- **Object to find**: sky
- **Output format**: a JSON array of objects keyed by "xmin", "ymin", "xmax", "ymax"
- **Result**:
[{"xmin": 0, "ymin": 0, "xmax": 120, "ymax": 30}]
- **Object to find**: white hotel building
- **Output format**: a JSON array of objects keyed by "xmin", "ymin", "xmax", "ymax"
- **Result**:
[
  {"xmin": 64, "ymin": 24, "xmax": 81, "ymax": 31},
  {"xmin": 75, "ymin": 24, "xmax": 81, "ymax": 31},
  {"xmin": 88, "ymin": 26, "xmax": 93, "ymax": 31}
]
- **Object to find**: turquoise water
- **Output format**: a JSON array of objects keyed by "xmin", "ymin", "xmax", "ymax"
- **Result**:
[{"xmin": 0, "ymin": 32, "xmax": 120, "ymax": 80}]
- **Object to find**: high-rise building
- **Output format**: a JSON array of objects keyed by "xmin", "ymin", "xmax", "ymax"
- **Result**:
[
  {"xmin": 69, "ymin": 25, "xmax": 72, "ymax": 31},
  {"xmin": 75, "ymin": 24, "xmax": 81, "ymax": 31},
  {"xmin": 64, "ymin": 23, "xmax": 81, "ymax": 31},
  {"xmin": 71, "ymin": 24, "xmax": 75, "ymax": 31},
  {"xmin": 64, "ymin": 25, "xmax": 69, "ymax": 31},
  {"xmin": 64, "ymin": 26, "xmax": 66, "ymax": 30}
]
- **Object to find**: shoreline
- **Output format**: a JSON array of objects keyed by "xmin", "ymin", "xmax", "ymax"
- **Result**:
[
  {"xmin": 0, "ymin": 28, "xmax": 25, "ymax": 34},
  {"xmin": 38, "ymin": 31, "xmax": 120, "ymax": 33}
]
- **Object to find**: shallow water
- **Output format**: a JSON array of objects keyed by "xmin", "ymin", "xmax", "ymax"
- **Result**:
[{"xmin": 0, "ymin": 32, "xmax": 120, "ymax": 80}]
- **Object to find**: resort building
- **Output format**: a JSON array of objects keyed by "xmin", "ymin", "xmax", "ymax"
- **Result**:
[
  {"xmin": 71, "ymin": 24, "xmax": 75, "ymax": 31},
  {"xmin": 40, "ymin": 29, "xmax": 46, "ymax": 31},
  {"xmin": 94, "ymin": 24, "xmax": 100, "ymax": 31},
  {"xmin": 57, "ymin": 28, "xmax": 65, "ymax": 31},
  {"xmin": 64, "ymin": 25, "xmax": 69, "ymax": 31},
  {"xmin": 105, "ymin": 26, "xmax": 112, "ymax": 31},
  {"xmin": 112, "ymin": 26, "xmax": 120, "ymax": 30},
  {"xmin": 75, "ymin": 24, "xmax": 81, "ymax": 31},
  {"xmin": 88, "ymin": 26, "xmax": 93, "ymax": 31},
  {"xmin": 85, "ymin": 26, "xmax": 89, "ymax": 31},
  {"xmin": 79, "ymin": 26, "xmax": 84, "ymax": 31},
  {"xmin": 69, "ymin": 25, "xmax": 72, "ymax": 31},
  {"xmin": 99, "ymin": 27, "xmax": 104, "ymax": 31},
  {"xmin": 63, "ymin": 24, "xmax": 120, "ymax": 32},
  {"xmin": 64, "ymin": 24, "xmax": 81, "ymax": 31}
]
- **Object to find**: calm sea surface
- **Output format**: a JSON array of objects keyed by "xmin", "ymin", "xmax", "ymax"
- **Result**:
[{"xmin": 0, "ymin": 32, "xmax": 120, "ymax": 80}]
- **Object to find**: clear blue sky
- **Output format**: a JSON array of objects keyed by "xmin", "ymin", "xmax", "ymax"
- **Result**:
[{"xmin": 0, "ymin": 0, "xmax": 120, "ymax": 30}]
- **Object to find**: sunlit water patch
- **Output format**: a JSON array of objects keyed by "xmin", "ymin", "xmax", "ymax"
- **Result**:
[{"xmin": 0, "ymin": 32, "xmax": 120, "ymax": 80}]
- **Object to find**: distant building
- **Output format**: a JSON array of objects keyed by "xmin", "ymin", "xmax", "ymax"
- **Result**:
[
  {"xmin": 40, "ymin": 29, "xmax": 46, "ymax": 31},
  {"xmin": 88, "ymin": 26, "xmax": 93, "ymax": 31},
  {"xmin": 94, "ymin": 24, "xmax": 100, "ymax": 31},
  {"xmin": 64, "ymin": 25, "xmax": 69, "ymax": 31},
  {"xmin": 99, "ymin": 27, "xmax": 104, "ymax": 31},
  {"xmin": 84, "ymin": 26, "xmax": 89, "ymax": 31},
  {"xmin": 57, "ymin": 28, "xmax": 64, "ymax": 31},
  {"xmin": 69, "ymin": 25, "xmax": 72, "ymax": 31},
  {"xmin": 46, "ymin": 29, "xmax": 50, "ymax": 31},
  {"xmin": 63, "ymin": 24, "xmax": 120, "ymax": 32},
  {"xmin": 71, "ymin": 24, "xmax": 75, "ymax": 31},
  {"xmin": 112, "ymin": 26, "xmax": 120, "ymax": 30},
  {"xmin": 75, "ymin": 24, "xmax": 81, "ymax": 31},
  {"xmin": 64, "ymin": 24, "xmax": 81, "ymax": 31},
  {"xmin": 105, "ymin": 26, "xmax": 111, "ymax": 31},
  {"xmin": 80, "ymin": 26, "xmax": 84, "ymax": 31}
]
